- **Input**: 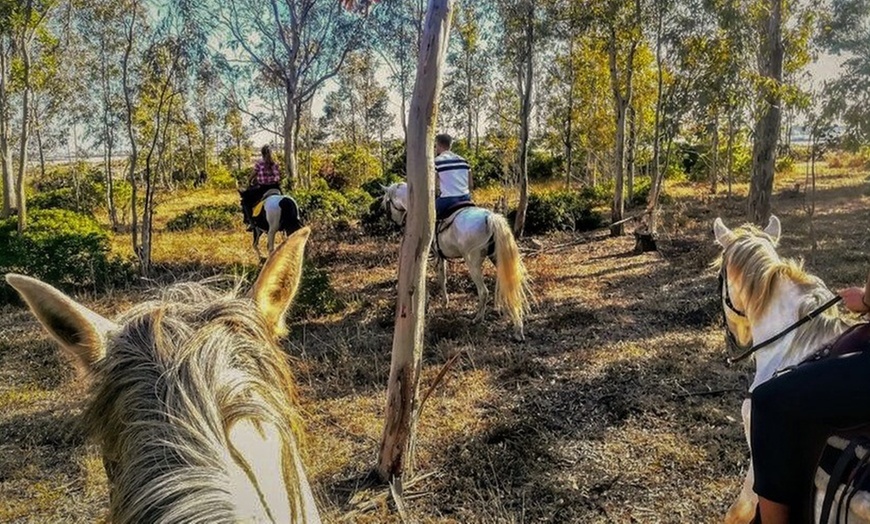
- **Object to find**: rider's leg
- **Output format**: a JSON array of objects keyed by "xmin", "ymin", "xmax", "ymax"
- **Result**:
[{"xmin": 751, "ymin": 350, "xmax": 870, "ymax": 521}]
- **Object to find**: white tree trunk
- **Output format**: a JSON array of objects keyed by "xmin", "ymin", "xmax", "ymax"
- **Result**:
[{"xmin": 378, "ymin": 0, "xmax": 454, "ymax": 482}]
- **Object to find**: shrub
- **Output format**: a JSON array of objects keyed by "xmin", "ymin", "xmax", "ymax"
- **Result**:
[
  {"xmin": 291, "ymin": 261, "xmax": 342, "ymax": 317},
  {"xmin": 360, "ymin": 171, "xmax": 404, "ymax": 199},
  {"xmin": 30, "ymin": 181, "xmax": 105, "ymax": 214},
  {"xmin": 293, "ymin": 181, "xmax": 374, "ymax": 226},
  {"xmin": 322, "ymin": 144, "xmax": 381, "ymax": 191},
  {"xmin": 528, "ymin": 150, "xmax": 562, "ymax": 180},
  {"xmin": 206, "ymin": 164, "xmax": 239, "ymax": 190},
  {"xmin": 166, "ymin": 204, "xmax": 239, "ymax": 232},
  {"xmin": 775, "ymin": 155, "xmax": 796, "ymax": 174},
  {"xmin": 628, "ymin": 178, "xmax": 672, "ymax": 207},
  {"xmin": 0, "ymin": 209, "xmax": 132, "ymax": 297},
  {"xmin": 508, "ymin": 190, "xmax": 604, "ymax": 235}
]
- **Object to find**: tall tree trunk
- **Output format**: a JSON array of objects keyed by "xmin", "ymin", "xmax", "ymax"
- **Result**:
[
  {"xmin": 747, "ymin": 0, "xmax": 783, "ymax": 226},
  {"xmin": 635, "ymin": 3, "xmax": 666, "ymax": 253},
  {"xmin": 513, "ymin": 0, "xmax": 534, "ymax": 238},
  {"xmin": 607, "ymin": 1, "xmax": 640, "ymax": 237},
  {"xmin": 35, "ymin": 121, "xmax": 46, "ymax": 180},
  {"xmin": 564, "ymin": 38, "xmax": 575, "ymax": 190},
  {"xmin": 709, "ymin": 111, "xmax": 719, "ymax": 194},
  {"xmin": 0, "ymin": 37, "xmax": 14, "ymax": 217},
  {"xmin": 626, "ymin": 103, "xmax": 637, "ymax": 203},
  {"xmin": 122, "ymin": 13, "xmax": 139, "ymax": 261},
  {"xmin": 726, "ymin": 109, "xmax": 735, "ymax": 198},
  {"xmin": 284, "ymin": 85, "xmax": 299, "ymax": 191},
  {"xmin": 465, "ymin": 50, "xmax": 472, "ymax": 149},
  {"xmin": 378, "ymin": 0, "xmax": 453, "ymax": 483},
  {"xmin": 16, "ymin": 21, "xmax": 33, "ymax": 234}
]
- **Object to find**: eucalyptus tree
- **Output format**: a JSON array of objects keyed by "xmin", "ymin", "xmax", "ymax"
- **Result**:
[
  {"xmin": 216, "ymin": 0, "xmax": 367, "ymax": 189},
  {"xmin": 496, "ymin": 0, "xmax": 536, "ymax": 237},
  {"xmin": 819, "ymin": 0, "xmax": 870, "ymax": 150}
]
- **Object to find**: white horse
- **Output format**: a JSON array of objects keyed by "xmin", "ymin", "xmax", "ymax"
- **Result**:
[
  {"xmin": 239, "ymin": 190, "xmax": 304, "ymax": 259},
  {"xmin": 382, "ymin": 182, "xmax": 530, "ymax": 341},
  {"xmin": 714, "ymin": 215, "xmax": 870, "ymax": 524}
]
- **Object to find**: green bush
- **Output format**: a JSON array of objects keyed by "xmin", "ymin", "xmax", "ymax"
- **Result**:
[
  {"xmin": 775, "ymin": 155, "xmax": 796, "ymax": 174},
  {"xmin": 293, "ymin": 180, "xmax": 374, "ymax": 226},
  {"xmin": 291, "ymin": 261, "xmax": 342, "ymax": 317},
  {"xmin": 322, "ymin": 144, "xmax": 381, "ymax": 191},
  {"xmin": 207, "ymin": 164, "xmax": 239, "ymax": 190},
  {"xmin": 361, "ymin": 171, "xmax": 404, "ymax": 199},
  {"xmin": 508, "ymin": 190, "xmax": 604, "ymax": 235},
  {"xmin": 166, "ymin": 204, "xmax": 239, "ymax": 232},
  {"xmin": 528, "ymin": 150, "xmax": 562, "ymax": 180},
  {"xmin": 628, "ymin": 178, "xmax": 672, "ymax": 207},
  {"xmin": 0, "ymin": 209, "xmax": 132, "ymax": 297},
  {"xmin": 30, "ymin": 181, "xmax": 105, "ymax": 214}
]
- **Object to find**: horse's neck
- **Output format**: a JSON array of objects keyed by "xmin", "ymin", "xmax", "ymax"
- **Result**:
[{"xmin": 750, "ymin": 280, "xmax": 844, "ymax": 391}]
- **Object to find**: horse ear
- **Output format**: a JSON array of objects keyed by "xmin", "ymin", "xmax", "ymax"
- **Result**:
[
  {"xmin": 5, "ymin": 274, "xmax": 117, "ymax": 374},
  {"xmin": 764, "ymin": 215, "xmax": 781, "ymax": 243},
  {"xmin": 251, "ymin": 227, "xmax": 311, "ymax": 337},
  {"xmin": 713, "ymin": 217, "xmax": 736, "ymax": 247}
]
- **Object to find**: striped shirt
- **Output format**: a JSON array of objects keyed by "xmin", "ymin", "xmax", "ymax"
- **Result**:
[
  {"xmin": 435, "ymin": 151, "xmax": 470, "ymax": 197},
  {"xmin": 254, "ymin": 159, "xmax": 281, "ymax": 186}
]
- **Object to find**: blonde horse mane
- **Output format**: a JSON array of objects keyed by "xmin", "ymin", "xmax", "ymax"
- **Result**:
[
  {"xmin": 719, "ymin": 223, "xmax": 851, "ymax": 351},
  {"xmin": 85, "ymin": 281, "xmax": 305, "ymax": 524}
]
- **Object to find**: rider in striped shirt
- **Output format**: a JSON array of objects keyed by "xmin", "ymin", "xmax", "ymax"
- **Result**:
[{"xmin": 434, "ymin": 133, "xmax": 472, "ymax": 219}]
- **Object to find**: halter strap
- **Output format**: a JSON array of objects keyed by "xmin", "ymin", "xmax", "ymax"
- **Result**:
[{"xmin": 719, "ymin": 263, "xmax": 844, "ymax": 364}]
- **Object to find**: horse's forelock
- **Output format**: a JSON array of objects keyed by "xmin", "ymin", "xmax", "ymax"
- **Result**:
[{"xmin": 85, "ymin": 282, "xmax": 303, "ymax": 524}]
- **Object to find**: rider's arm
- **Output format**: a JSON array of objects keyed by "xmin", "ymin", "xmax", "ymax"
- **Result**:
[{"xmin": 839, "ymin": 287, "xmax": 870, "ymax": 314}]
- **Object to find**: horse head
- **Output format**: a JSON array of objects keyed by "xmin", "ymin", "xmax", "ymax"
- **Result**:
[
  {"xmin": 381, "ymin": 182, "xmax": 408, "ymax": 226},
  {"xmin": 6, "ymin": 228, "xmax": 321, "ymax": 524}
]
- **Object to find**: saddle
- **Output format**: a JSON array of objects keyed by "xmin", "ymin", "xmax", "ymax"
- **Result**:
[
  {"xmin": 251, "ymin": 189, "xmax": 282, "ymax": 218},
  {"xmin": 798, "ymin": 323, "xmax": 870, "ymax": 523},
  {"xmin": 436, "ymin": 200, "xmax": 476, "ymax": 223},
  {"xmin": 434, "ymin": 201, "xmax": 477, "ymax": 260}
]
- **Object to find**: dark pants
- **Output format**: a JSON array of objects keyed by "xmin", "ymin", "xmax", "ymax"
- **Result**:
[
  {"xmin": 436, "ymin": 194, "xmax": 471, "ymax": 220},
  {"xmin": 751, "ymin": 350, "xmax": 870, "ymax": 520},
  {"xmin": 240, "ymin": 184, "xmax": 280, "ymax": 222}
]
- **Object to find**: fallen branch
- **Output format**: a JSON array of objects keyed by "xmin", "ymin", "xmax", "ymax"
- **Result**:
[{"xmin": 414, "ymin": 349, "xmax": 464, "ymax": 424}]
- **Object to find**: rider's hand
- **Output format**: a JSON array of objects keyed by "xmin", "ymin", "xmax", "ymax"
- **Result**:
[{"xmin": 839, "ymin": 286, "xmax": 870, "ymax": 314}]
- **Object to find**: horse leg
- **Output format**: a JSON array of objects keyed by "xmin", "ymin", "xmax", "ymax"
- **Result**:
[
  {"xmin": 726, "ymin": 399, "xmax": 758, "ymax": 524},
  {"xmin": 437, "ymin": 257, "xmax": 449, "ymax": 307},
  {"xmin": 267, "ymin": 228, "xmax": 278, "ymax": 254},
  {"xmin": 253, "ymin": 230, "xmax": 265, "ymax": 262},
  {"xmin": 465, "ymin": 252, "xmax": 488, "ymax": 323}
]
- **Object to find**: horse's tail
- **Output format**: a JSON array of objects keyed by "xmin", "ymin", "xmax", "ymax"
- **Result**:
[
  {"xmin": 279, "ymin": 196, "xmax": 303, "ymax": 234},
  {"xmin": 487, "ymin": 212, "xmax": 530, "ymax": 330}
]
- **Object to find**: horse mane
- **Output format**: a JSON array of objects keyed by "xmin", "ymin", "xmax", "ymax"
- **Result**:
[
  {"xmin": 720, "ymin": 224, "xmax": 851, "ymax": 350},
  {"xmin": 84, "ymin": 281, "xmax": 304, "ymax": 524}
]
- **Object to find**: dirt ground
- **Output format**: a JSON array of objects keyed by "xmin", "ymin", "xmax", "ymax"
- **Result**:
[{"xmin": 2, "ymin": 164, "xmax": 869, "ymax": 523}]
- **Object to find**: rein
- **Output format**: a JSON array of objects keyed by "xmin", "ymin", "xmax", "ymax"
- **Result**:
[{"xmin": 719, "ymin": 265, "xmax": 843, "ymax": 364}]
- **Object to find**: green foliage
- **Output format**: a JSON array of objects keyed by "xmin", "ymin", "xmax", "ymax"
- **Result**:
[
  {"xmin": 291, "ymin": 261, "xmax": 343, "ymax": 317},
  {"xmin": 360, "ymin": 198, "xmax": 401, "ymax": 237},
  {"xmin": 775, "ymin": 155, "xmax": 796, "ymax": 174},
  {"xmin": 31, "ymin": 164, "xmax": 105, "ymax": 213},
  {"xmin": 360, "ymin": 171, "xmax": 403, "ymax": 199},
  {"xmin": 321, "ymin": 144, "xmax": 381, "ymax": 191},
  {"xmin": 293, "ymin": 179, "xmax": 375, "ymax": 226},
  {"xmin": 0, "ymin": 209, "xmax": 132, "ymax": 299},
  {"xmin": 206, "ymin": 164, "xmax": 238, "ymax": 190},
  {"xmin": 628, "ymin": 178, "xmax": 672, "ymax": 208},
  {"xmin": 508, "ymin": 189, "xmax": 604, "ymax": 235},
  {"xmin": 528, "ymin": 150, "xmax": 562, "ymax": 180},
  {"xmin": 166, "ymin": 204, "xmax": 239, "ymax": 232}
]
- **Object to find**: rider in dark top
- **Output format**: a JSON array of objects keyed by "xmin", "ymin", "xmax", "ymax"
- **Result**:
[{"xmin": 751, "ymin": 282, "xmax": 870, "ymax": 523}]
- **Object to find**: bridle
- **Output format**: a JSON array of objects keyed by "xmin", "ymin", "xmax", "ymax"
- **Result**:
[
  {"xmin": 719, "ymin": 263, "xmax": 843, "ymax": 364},
  {"xmin": 385, "ymin": 197, "xmax": 407, "ymax": 226}
]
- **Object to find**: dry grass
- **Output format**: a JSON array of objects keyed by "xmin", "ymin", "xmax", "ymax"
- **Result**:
[{"xmin": 2, "ymin": 162, "xmax": 870, "ymax": 522}]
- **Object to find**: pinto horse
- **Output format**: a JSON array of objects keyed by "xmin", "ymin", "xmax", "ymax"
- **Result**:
[
  {"xmin": 240, "ymin": 190, "xmax": 304, "ymax": 260},
  {"xmin": 381, "ymin": 182, "xmax": 530, "ymax": 341},
  {"xmin": 714, "ymin": 216, "xmax": 870, "ymax": 524},
  {"xmin": 7, "ymin": 228, "xmax": 321, "ymax": 523}
]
